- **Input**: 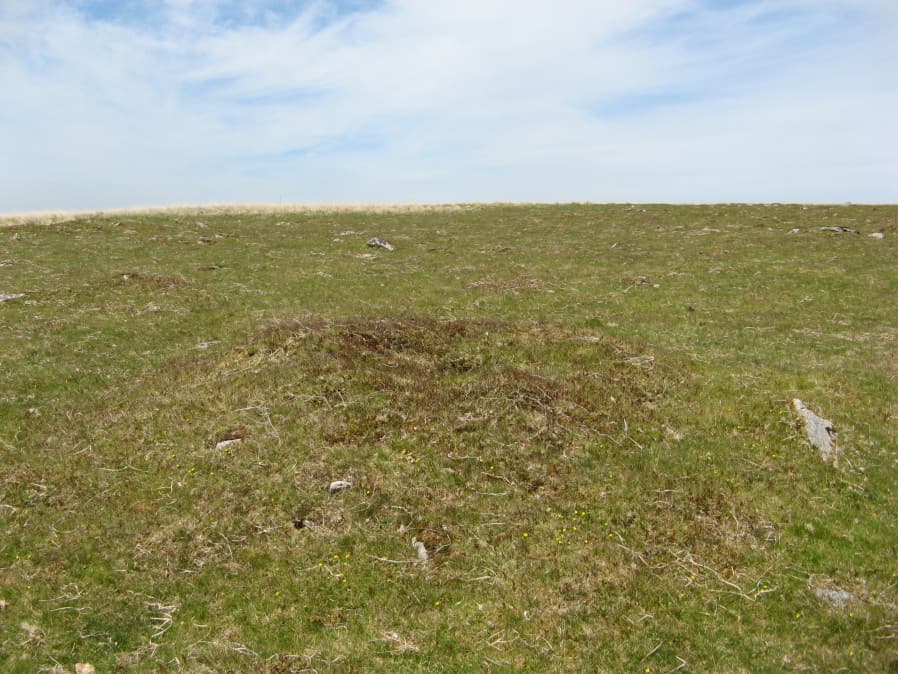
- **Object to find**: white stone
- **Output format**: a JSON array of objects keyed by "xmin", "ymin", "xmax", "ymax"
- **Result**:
[
  {"xmin": 328, "ymin": 480, "xmax": 352, "ymax": 494},
  {"xmin": 412, "ymin": 538, "xmax": 429, "ymax": 563},
  {"xmin": 367, "ymin": 237, "xmax": 395, "ymax": 251},
  {"xmin": 819, "ymin": 226, "xmax": 858, "ymax": 234}
]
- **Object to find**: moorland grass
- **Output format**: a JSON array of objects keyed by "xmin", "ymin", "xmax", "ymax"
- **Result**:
[{"xmin": 1, "ymin": 204, "xmax": 896, "ymax": 672}]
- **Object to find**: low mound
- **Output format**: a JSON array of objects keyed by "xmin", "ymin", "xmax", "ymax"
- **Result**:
[{"xmin": 14, "ymin": 318, "xmax": 695, "ymax": 669}]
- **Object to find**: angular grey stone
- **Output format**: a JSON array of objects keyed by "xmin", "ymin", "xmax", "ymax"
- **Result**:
[
  {"xmin": 793, "ymin": 399, "xmax": 840, "ymax": 466},
  {"xmin": 0, "ymin": 293, "xmax": 25, "ymax": 303},
  {"xmin": 819, "ymin": 226, "xmax": 858, "ymax": 234}
]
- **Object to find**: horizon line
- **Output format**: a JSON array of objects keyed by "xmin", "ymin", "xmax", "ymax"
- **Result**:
[{"xmin": 2, "ymin": 201, "xmax": 892, "ymax": 227}]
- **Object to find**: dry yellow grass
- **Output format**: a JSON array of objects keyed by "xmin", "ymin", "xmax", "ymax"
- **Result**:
[{"xmin": 0, "ymin": 202, "xmax": 503, "ymax": 227}]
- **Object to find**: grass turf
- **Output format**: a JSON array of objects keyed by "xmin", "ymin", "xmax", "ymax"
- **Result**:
[{"xmin": 1, "ymin": 204, "xmax": 896, "ymax": 671}]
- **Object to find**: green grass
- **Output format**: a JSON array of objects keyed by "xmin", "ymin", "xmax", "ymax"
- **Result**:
[{"xmin": 1, "ymin": 204, "xmax": 896, "ymax": 672}]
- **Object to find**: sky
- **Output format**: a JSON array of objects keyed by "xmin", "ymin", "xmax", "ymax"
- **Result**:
[{"xmin": 1, "ymin": 0, "xmax": 896, "ymax": 211}]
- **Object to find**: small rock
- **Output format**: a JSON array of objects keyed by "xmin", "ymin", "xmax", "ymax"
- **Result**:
[
  {"xmin": 868, "ymin": 232, "xmax": 884, "ymax": 239},
  {"xmin": 76, "ymin": 664, "xmax": 96, "ymax": 674},
  {"xmin": 412, "ymin": 538, "xmax": 429, "ymax": 563},
  {"xmin": 0, "ymin": 598, "xmax": 7, "ymax": 610},
  {"xmin": 815, "ymin": 587, "xmax": 852, "ymax": 608},
  {"xmin": 328, "ymin": 480, "xmax": 352, "ymax": 494},
  {"xmin": 787, "ymin": 228, "xmax": 801, "ymax": 234},
  {"xmin": 819, "ymin": 226, "xmax": 858, "ymax": 234},
  {"xmin": 367, "ymin": 237, "xmax": 395, "ymax": 251},
  {"xmin": 215, "ymin": 438, "xmax": 241, "ymax": 451},
  {"xmin": 793, "ymin": 399, "xmax": 840, "ymax": 466},
  {"xmin": 0, "ymin": 293, "xmax": 25, "ymax": 303}
]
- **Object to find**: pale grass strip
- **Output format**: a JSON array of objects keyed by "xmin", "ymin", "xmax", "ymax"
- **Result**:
[{"xmin": 0, "ymin": 202, "xmax": 524, "ymax": 227}]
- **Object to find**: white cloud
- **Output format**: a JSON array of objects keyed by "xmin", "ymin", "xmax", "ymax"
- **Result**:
[{"xmin": 0, "ymin": 0, "xmax": 895, "ymax": 210}]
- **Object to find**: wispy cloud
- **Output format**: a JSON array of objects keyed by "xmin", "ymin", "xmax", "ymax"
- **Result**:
[{"xmin": 1, "ymin": 0, "xmax": 895, "ymax": 210}]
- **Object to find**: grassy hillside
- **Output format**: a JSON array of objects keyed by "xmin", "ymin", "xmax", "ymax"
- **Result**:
[{"xmin": 1, "ymin": 204, "xmax": 896, "ymax": 672}]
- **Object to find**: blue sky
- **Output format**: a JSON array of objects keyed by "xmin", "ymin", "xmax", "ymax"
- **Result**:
[{"xmin": 1, "ymin": 0, "xmax": 896, "ymax": 211}]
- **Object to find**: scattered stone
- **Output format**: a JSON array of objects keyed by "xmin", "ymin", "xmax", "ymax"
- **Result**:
[
  {"xmin": 868, "ymin": 232, "xmax": 885, "ymax": 239},
  {"xmin": 339, "ymin": 230, "xmax": 357, "ymax": 236},
  {"xmin": 0, "ymin": 259, "xmax": 13, "ymax": 266},
  {"xmin": 293, "ymin": 517, "xmax": 315, "ymax": 530},
  {"xmin": 819, "ymin": 226, "xmax": 858, "ymax": 234},
  {"xmin": 412, "ymin": 537, "xmax": 429, "ymax": 564},
  {"xmin": 76, "ymin": 664, "xmax": 96, "ymax": 674},
  {"xmin": 0, "ymin": 293, "xmax": 25, "ymax": 303},
  {"xmin": 815, "ymin": 587, "xmax": 852, "ymax": 608},
  {"xmin": 215, "ymin": 438, "xmax": 241, "ymax": 451},
  {"xmin": 793, "ymin": 399, "xmax": 840, "ymax": 466},
  {"xmin": 787, "ymin": 228, "xmax": 801, "ymax": 234},
  {"xmin": 0, "ymin": 598, "xmax": 7, "ymax": 610},
  {"xmin": 328, "ymin": 480, "xmax": 352, "ymax": 494},
  {"xmin": 367, "ymin": 237, "xmax": 395, "ymax": 251}
]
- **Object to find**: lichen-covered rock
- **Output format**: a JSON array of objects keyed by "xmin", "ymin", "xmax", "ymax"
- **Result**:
[{"xmin": 793, "ymin": 399, "xmax": 840, "ymax": 466}]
